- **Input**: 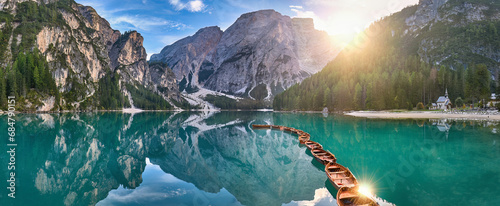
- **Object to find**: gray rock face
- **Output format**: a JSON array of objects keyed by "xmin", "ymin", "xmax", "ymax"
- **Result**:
[
  {"xmin": 145, "ymin": 62, "xmax": 181, "ymax": 101},
  {"xmin": 110, "ymin": 31, "xmax": 148, "ymax": 83},
  {"xmin": 77, "ymin": 5, "xmax": 121, "ymax": 52},
  {"xmin": 152, "ymin": 10, "xmax": 338, "ymax": 99},
  {"xmin": 406, "ymin": 0, "xmax": 449, "ymax": 32},
  {"xmin": 403, "ymin": 0, "xmax": 500, "ymax": 68},
  {"xmin": 150, "ymin": 26, "xmax": 223, "ymax": 89},
  {"xmin": 406, "ymin": 0, "xmax": 500, "ymax": 32},
  {"xmin": 206, "ymin": 10, "xmax": 307, "ymax": 98}
]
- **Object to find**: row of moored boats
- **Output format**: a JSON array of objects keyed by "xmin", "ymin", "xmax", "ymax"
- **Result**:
[{"xmin": 252, "ymin": 124, "xmax": 379, "ymax": 206}]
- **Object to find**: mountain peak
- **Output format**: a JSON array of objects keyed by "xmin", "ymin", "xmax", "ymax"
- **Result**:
[
  {"xmin": 241, "ymin": 9, "xmax": 279, "ymax": 17},
  {"xmin": 194, "ymin": 26, "xmax": 223, "ymax": 37},
  {"xmin": 292, "ymin": 18, "xmax": 315, "ymax": 30},
  {"xmin": 236, "ymin": 9, "xmax": 286, "ymax": 23},
  {"xmin": 151, "ymin": 9, "xmax": 338, "ymax": 99}
]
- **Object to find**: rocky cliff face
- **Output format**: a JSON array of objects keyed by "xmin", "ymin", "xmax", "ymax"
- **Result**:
[
  {"xmin": 145, "ymin": 62, "xmax": 180, "ymax": 101},
  {"xmin": 150, "ymin": 26, "xmax": 223, "ymax": 91},
  {"xmin": 400, "ymin": 0, "xmax": 500, "ymax": 67},
  {"xmin": 35, "ymin": 3, "xmax": 113, "ymax": 90},
  {"xmin": 0, "ymin": 0, "xmax": 179, "ymax": 111},
  {"xmin": 110, "ymin": 31, "xmax": 148, "ymax": 84},
  {"xmin": 151, "ymin": 10, "xmax": 338, "ymax": 99},
  {"xmin": 406, "ymin": 0, "xmax": 450, "ymax": 33}
]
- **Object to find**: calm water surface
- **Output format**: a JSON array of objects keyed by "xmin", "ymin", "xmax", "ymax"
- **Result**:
[{"xmin": 1, "ymin": 112, "xmax": 499, "ymax": 206}]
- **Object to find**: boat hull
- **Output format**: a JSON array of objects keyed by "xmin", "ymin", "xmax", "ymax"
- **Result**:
[
  {"xmin": 304, "ymin": 140, "xmax": 322, "ymax": 150},
  {"xmin": 336, "ymin": 186, "xmax": 379, "ymax": 206},
  {"xmin": 298, "ymin": 135, "xmax": 310, "ymax": 144},
  {"xmin": 325, "ymin": 162, "xmax": 358, "ymax": 190},
  {"xmin": 252, "ymin": 124, "xmax": 271, "ymax": 129},
  {"xmin": 311, "ymin": 149, "xmax": 336, "ymax": 165},
  {"xmin": 271, "ymin": 125, "xmax": 281, "ymax": 129}
]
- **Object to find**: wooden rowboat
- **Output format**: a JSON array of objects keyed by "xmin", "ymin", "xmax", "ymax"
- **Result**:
[
  {"xmin": 304, "ymin": 140, "xmax": 323, "ymax": 150},
  {"xmin": 298, "ymin": 135, "xmax": 310, "ymax": 144},
  {"xmin": 271, "ymin": 125, "xmax": 281, "ymax": 129},
  {"xmin": 252, "ymin": 124, "xmax": 271, "ymax": 129},
  {"xmin": 297, "ymin": 132, "xmax": 310, "ymax": 138},
  {"xmin": 310, "ymin": 148, "xmax": 336, "ymax": 165},
  {"xmin": 325, "ymin": 162, "xmax": 358, "ymax": 190},
  {"xmin": 290, "ymin": 129, "xmax": 300, "ymax": 134},
  {"xmin": 336, "ymin": 186, "xmax": 379, "ymax": 206}
]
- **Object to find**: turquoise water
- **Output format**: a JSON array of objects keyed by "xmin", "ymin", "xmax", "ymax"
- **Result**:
[{"xmin": 1, "ymin": 112, "xmax": 499, "ymax": 206}]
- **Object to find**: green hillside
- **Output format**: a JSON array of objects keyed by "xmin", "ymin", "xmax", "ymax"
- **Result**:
[{"xmin": 274, "ymin": 1, "xmax": 499, "ymax": 111}]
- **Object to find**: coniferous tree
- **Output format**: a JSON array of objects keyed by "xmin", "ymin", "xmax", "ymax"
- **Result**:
[
  {"xmin": 354, "ymin": 83, "xmax": 362, "ymax": 110},
  {"xmin": 465, "ymin": 64, "xmax": 478, "ymax": 104},
  {"xmin": 323, "ymin": 87, "xmax": 331, "ymax": 108},
  {"xmin": 0, "ymin": 70, "xmax": 6, "ymax": 108},
  {"xmin": 475, "ymin": 64, "xmax": 491, "ymax": 104},
  {"xmin": 7, "ymin": 68, "xmax": 17, "ymax": 97},
  {"xmin": 33, "ymin": 66, "xmax": 41, "ymax": 89}
]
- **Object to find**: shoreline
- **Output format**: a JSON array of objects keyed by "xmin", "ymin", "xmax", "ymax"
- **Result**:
[
  {"xmin": 3, "ymin": 109, "xmax": 500, "ymax": 121},
  {"xmin": 0, "ymin": 108, "xmax": 275, "ymax": 114},
  {"xmin": 345, "ymin": 111, "xmax": 500, "ymax": 120}
]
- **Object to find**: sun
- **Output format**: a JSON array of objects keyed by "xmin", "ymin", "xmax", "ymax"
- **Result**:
[
  {"xmin": 330, "ymin": 33, "xmax": 359, "ymax": 48},
  {"xmin": 323, "ymin": 12, "xmax": 366, "ymax": 47},
  {"xmin": 358, "ymin": 184, "xmax": 374, "ymax": 197}
]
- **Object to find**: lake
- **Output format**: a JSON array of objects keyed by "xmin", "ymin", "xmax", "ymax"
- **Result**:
[{"xmin": 1, "ymin": 112, "xmax": 499, "ymax": 205}]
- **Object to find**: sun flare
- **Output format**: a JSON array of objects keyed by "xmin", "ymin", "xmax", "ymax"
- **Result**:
[
  {"xmin": 358, "ymin": 184, "xmax": 373, "ymax": 197},
  {"xmin": 324, "ymin": 14, "xmax": 365, "ymax": 47},
  {"xmin": 330, "ymin": 33, "xmax": 359, "ymax": 48}
]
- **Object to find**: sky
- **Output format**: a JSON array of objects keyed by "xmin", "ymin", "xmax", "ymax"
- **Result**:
[{"xmin": 75, "ymin": 0, "xmax": 419, "ymax": 60}]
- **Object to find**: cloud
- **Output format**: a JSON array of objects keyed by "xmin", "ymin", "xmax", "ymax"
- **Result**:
[
  {"xmin": 289, "ymin": 5, "xmax": 303, "ymax": 9},
  {"xmin": 169, "ymin": 0, "xmax": 206, "ymax": 12},
  {"xmin": 109, "ymin": 15, "xmax": 189, "ymax": 31},
  {"xmin": 188, "ymin": 0, "xmax": 205, "ymax": 12}
]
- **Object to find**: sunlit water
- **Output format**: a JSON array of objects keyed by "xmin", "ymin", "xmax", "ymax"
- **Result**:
[{"xmin": 1, "ymin": 112, "xmax": 499, "ymax": 206}]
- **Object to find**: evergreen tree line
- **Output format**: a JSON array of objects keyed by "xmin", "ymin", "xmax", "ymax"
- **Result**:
[
  {"xmin": 97, "ymin": 72, "xmax": 126, "ymax": 110},
  {"xmin": 0, "ymin": 50, "xmax": 59, "ymax": 109},
  {"xmin": 274, "ymin": 51, "xmax": 495, "ymax": 111},
  {"xmin": 125, "ymin": 83, "xmax": 172, "ymax": 110},
  {"xmin": 0, "ymin": 11, "xmax": 12, "ymax": 62}
]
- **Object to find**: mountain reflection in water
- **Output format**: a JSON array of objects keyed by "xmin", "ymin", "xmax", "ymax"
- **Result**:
[
  {"xmin": 1, "ymin": 112, "xmax": 498, "ymax": 206},
  {"xmin": 0, "ymin": 112, "xmax": 331, "ymax": 206}
]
